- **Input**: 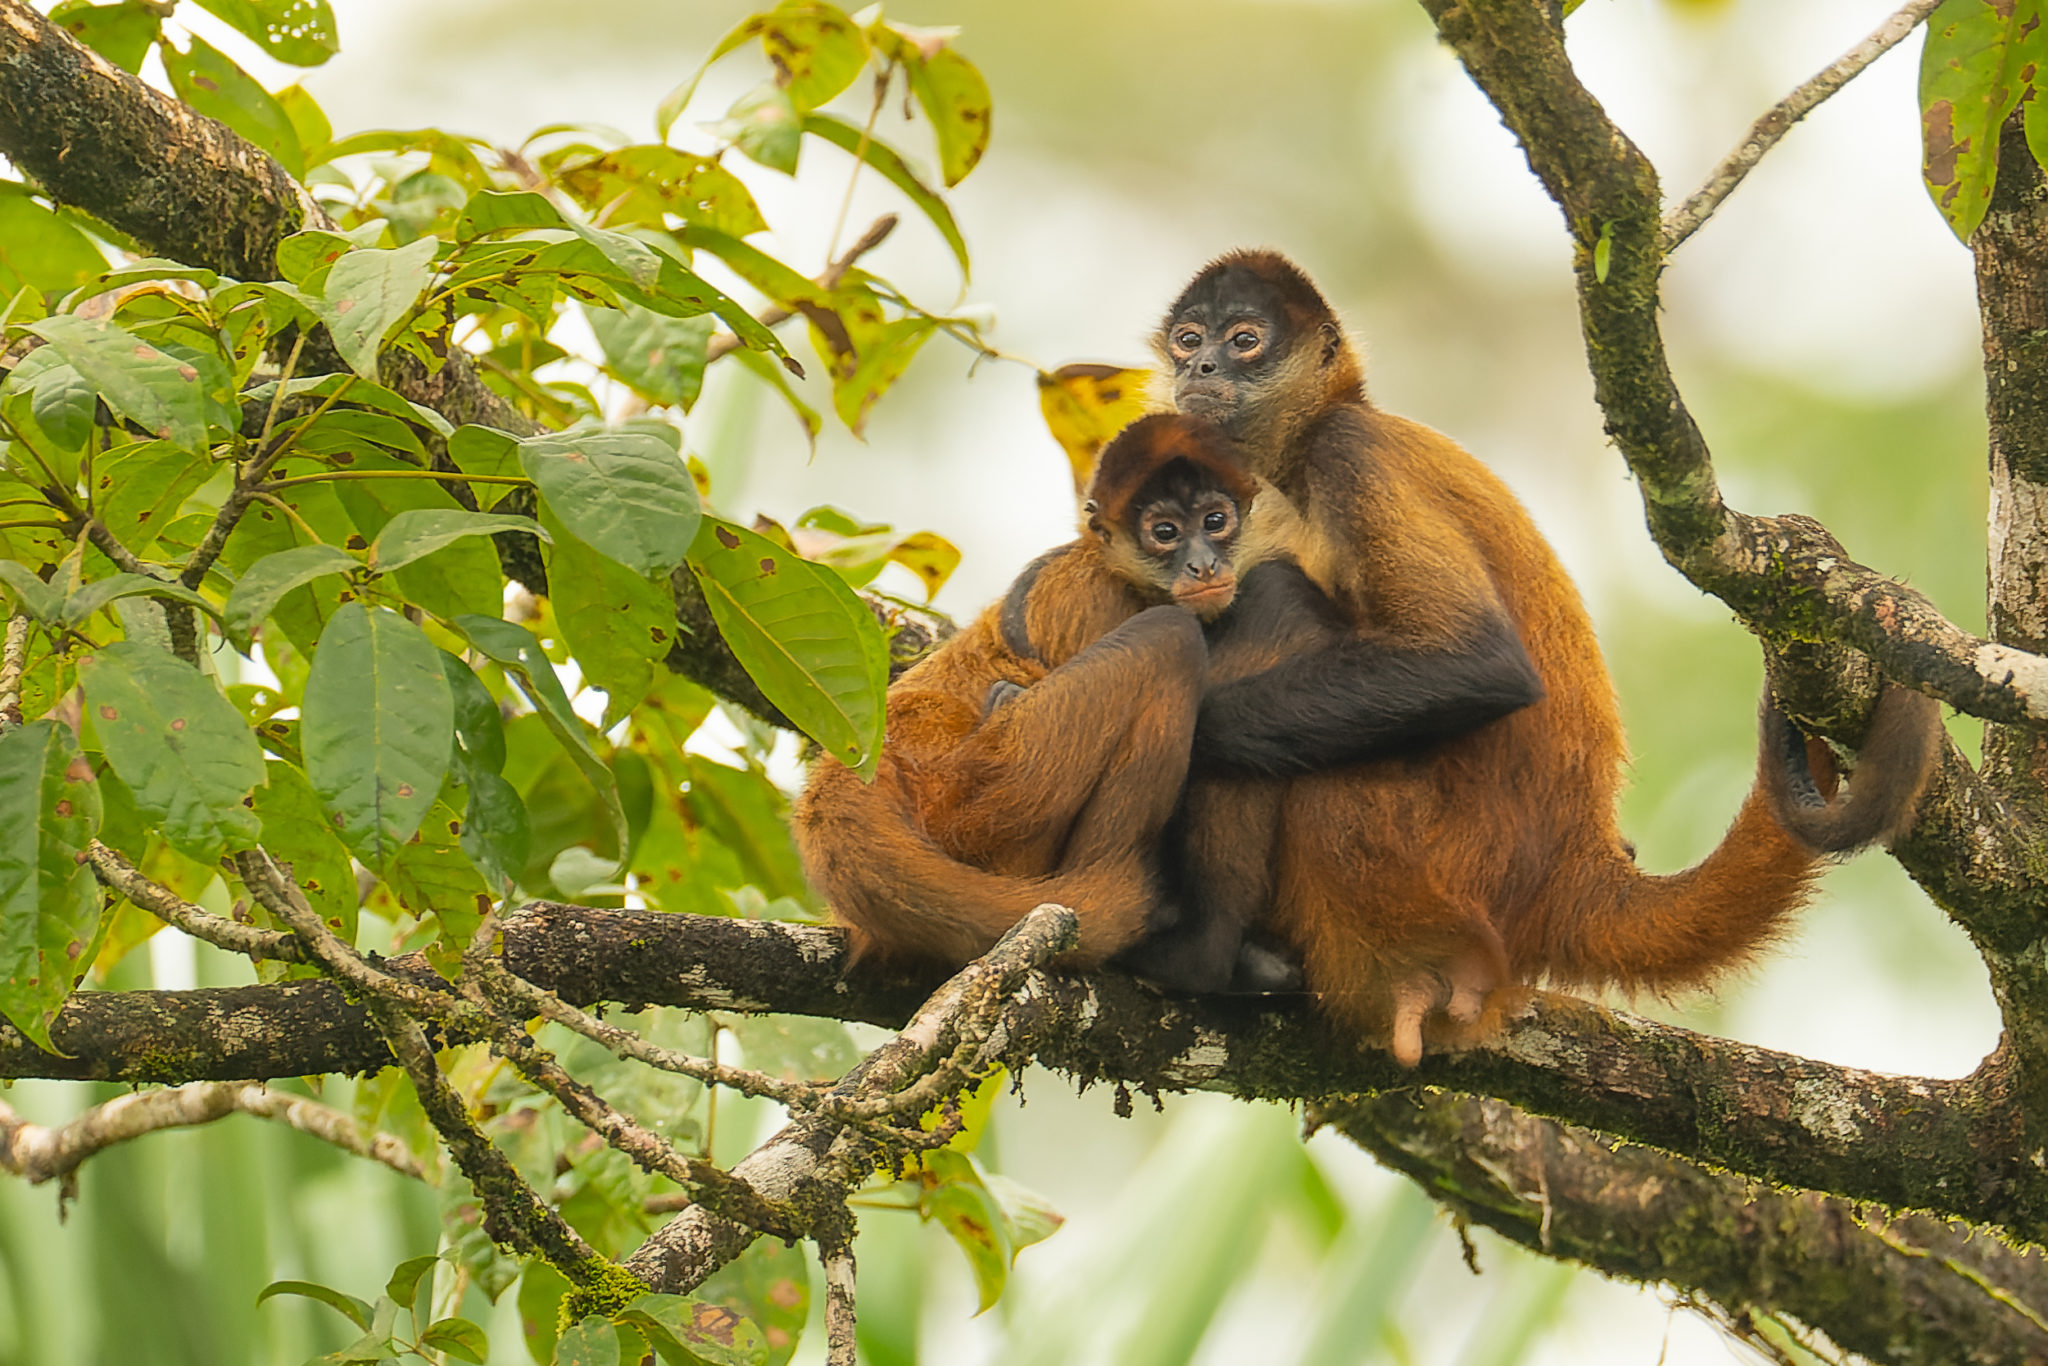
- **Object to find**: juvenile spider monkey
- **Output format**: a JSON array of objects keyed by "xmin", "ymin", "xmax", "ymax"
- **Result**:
[
  {"xmin": 794, "ymin": 414, "xmax": 1299, "ymax": 979},
  {"xmin": 1149, "ymin": 249, "xmax": 1943, "ymax": 1063}
]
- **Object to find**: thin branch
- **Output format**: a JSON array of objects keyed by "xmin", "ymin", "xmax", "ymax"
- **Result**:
[
  {"xmin": 257, "ymin": 469, "xmax": 533, "ymax": 492},
  {"xmin": 1663, "ymin": 0, "xmax": 1944, "ymax": 250},
  {"xmin": 622, "ymin": 905, "xmax": 1080, "ymax": 1294},
  {"xmin": 821, "ymin": 1231, "xmax": 858, "ymax": 1366},
  {"xmin": 0, "ymin": 1082, "xmax": 426, "ymax": 1185},
  {"xmin": 87, "ymin": 841, "xmax": 305, "ymax": 963},
  {"xmin": 704, "ymin": 215, "xmax": 898, "ymax": 365},
  {"xmin": 0, "ymin": 610, "xmax": 27, "ymax": 730}
]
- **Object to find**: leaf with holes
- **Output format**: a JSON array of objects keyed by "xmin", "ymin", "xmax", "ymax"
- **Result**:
[
  {"xmin": 0, "ymin": 720, "xmax": 102, "ymax": 1051},
  {"xmin": 317, "ymin": 236, "xmax": 441, "ymax": 379},
  {"xmin": 80, "ymin": 642, "xmax": 264, "ymax": 859},
  {"xmin": 686, "ymin": 517, "xmax": 884, "ymax": 776},
  {"xmin": 91, "ymin": 441, "xmax": 213, "ymax": 555},
  {"xmin": 302, "ymin": 602, "xmax": 453, "ymax": 867},
  {"xmin": 518, "ymin": 429, "xmax": 700, "ymax": 577},
  {"xmin": 543, "ymin": 508, "xmax": 675, "ymax": 724},
  {"xmin": 190, "ymin": 0, "xmax": 338, "ymax": 67},
  {"xmin": 26, "ymin": 314, "xmax": 209, "ymax": 454},
  {"xmin": 616, "ymin": 1294, "xmax": 770, "ymax": 1366}
]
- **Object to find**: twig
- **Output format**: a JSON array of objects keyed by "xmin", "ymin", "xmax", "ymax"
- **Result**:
[
  {"xmin": 821, "ymin": 1230, "xmax": 858, "ymax": 1366},
  {"xmin": 0, "ymin": 1082, "xmax": 426, "ymax": 1185},
  {"xmin": 621, "ymin": 905, "xmax": 1080, "ymax": 1294},
  {"xmin": 704, "ymin": 215, "xmax": 898, "ymax": 365},
  {"xmin": 1663, "ymin": 0, "xmax": 1943, "ymax": 250},
  {"xmin": 88, "ymin": 842, "xmax": 305, "ymax": 963},
  {"xmin": 258, "ymin": 469, "xmax": 533, "ymax": 492},
  {"xmin": 0, "ymin": 610, "xmax": 28, "ymax": 730},
  {"xmin": 237, "ymin": 853, "xmax": 602, "ymax": 1274}
]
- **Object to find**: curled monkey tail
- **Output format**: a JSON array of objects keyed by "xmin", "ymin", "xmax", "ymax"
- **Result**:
[
  {"xmin": 1762, "ymin": 685, "xmax": 1942, "ymax": 854},
  {"xmin": 1527, "ymin": 685, "xmax": 1938, "ymax": 995},
  {"xmin": 793, "ymin": 763, "xmax": 1157, "ymax": 972}
]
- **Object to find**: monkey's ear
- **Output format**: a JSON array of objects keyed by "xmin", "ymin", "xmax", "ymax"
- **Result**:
[{"xmin": 1318, "ymin": 321, "xmax": 1341, "ymax": 365}]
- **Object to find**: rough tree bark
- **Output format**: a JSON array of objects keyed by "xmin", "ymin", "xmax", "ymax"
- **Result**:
[{"xmin": 4, "ymin": 0, "xmax": 2047, "ymax": 1359}]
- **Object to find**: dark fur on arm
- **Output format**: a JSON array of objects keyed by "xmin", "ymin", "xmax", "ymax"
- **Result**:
[{"xmin": 1194, "ymin": 596, "xmax": 1545, "ymax": 777}]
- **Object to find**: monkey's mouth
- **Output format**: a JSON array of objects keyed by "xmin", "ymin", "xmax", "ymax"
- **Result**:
[
  {"xmin": 1177, "ymin": 382, "xmax": 1237, "ymax": 420},
  {"xmin": 1175, "ymin": 581, "xmax": 1237, "ymax": 617}
]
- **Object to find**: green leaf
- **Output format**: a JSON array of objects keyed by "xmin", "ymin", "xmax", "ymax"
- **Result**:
[
  {"xmin": 1919, "ymin": 0, "xmax": 2045, "ymax": 241},
  {"xmin": 441, "ymin": 652, "xmax": 529, "ymax": 889},
  {"xmin": 256, "ymin": 1278, "xmax": 373, "ymax": 1328},
  {"xmin": 0, "ymin": 189, "xmax": 108, "ymax": 300},
  {"xmin": 657, "ymin": 1, "xmax": 866, "ymax": 135},
  {"xmin": 62, "ymin": 573, "xmax": 220, "ymax": 629},
  {"xmin": 90, "ymin": 440, "xmax": 213, "ymax": 554},
  {"xmin": 252, "ymin": 759, "xmax": 356, "ymax": 940},
  {"xmin": 801, "ymin": 113, "xmax": 968, "ymax": 276},
  {"xmin": 920, "ymin": 1150, "xmax": 1012, "ymax": 1312},
  {"xmin": 904, "ymin": 48, "xmax": 991, "ymax": 187},
  {"xmin": 421, "ymin": 1317, "xmax": 489, "ymax": 1364},
  {"xmin": 279, "ymin": 82, "xmax": 333, "ymax": 159},
  {"xmin": 385, "ymin": 800, "xmax": 490, "ymax": 971},
  {"xmin": 588, "ymin": 305, "xmax": 713, "ymax": 410},
  {"xmin": 517, "ymin": 429, "xmax": 701, "ymax": 577},
  {"xmin": 221, "ymin": 544, "xmax": 358, "ymax": 653},
  {"xmin": 712, "ymin": 82, "xmax": 804, "ymax": 175},
  {"xmin": 302, "ymin": 602, "xmax": 453, "ymax": 867},
  {"xmin": 79, "ymin": 641, "xmax": 264, "ymax": 859},
  {"xmin": 317, "ymin": 236, "xmax": 442, "ymax": 378},
  {"xmin": 63, "ymin": 259, "xmax": 220, "ymax": 313},
  {"xmin": 542, "ymin": 509, "xmax": 676, "ymax": 724},
  {"xmin": 189, "ymin": 0, "xmax": 339, "ymax": 67},
  {"xmin": 385, "ymin": 1254, "xmax": 442, "ymax": 1313},
  {"xmin": 546, "ymin": 145, "xmax": 766, "ymax": 236},
  {"xmin": 48, "ymin": 1, "xmax": 161, "ymax": 73},
  {"xmin": 813, "ymin": 312, "xmax": 936, "ymax": 436},
  {"xmin": 617, "ymin": 1294, "xmax": 770, "ymax": 1366},
  {"xmin": 241, "ymin": 373, "xmax": 456, "ymax": 436},
  {"xmin": 694, "ymin": 1240, "xmax": 807, "ymax": 1366},
  {"xmin": 160, "ymin": 34, "xmax": 304, "ymax": 177},
  {"xmin": 553, "ymin": 1316, "xmax": 622, "ymax": 1366},
  {"xmin": 685, "ymin": 517, "xmax": 885, "ymax": 775},
  {"xmin": 24, "ymin": 354, "xmax": 96, "ymax": 451},
  {"xmin": 0, "ymin": 720, "xmax": 102, "ymax": 1052},
  {"xmin": 0, "ymin": 563, "xmax": 62, "ymax": 625},
  {"xmin": 453, "ymin": 615, "xmax": 628, "ymax": 860},
  {"xmin": 328, "ymin": 452, "xmax": 504, "ymax": 621},
  {"xmin": 367, "ymin": 509, "xmax": 544, "ymax": 575},
  {"xmin": 26, "ymin": 314, "xmax": 209, "ymax": 454}
]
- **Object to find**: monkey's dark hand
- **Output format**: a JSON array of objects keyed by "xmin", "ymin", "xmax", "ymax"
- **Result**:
[{"xmin": 982, "ymin": 679, "xmax": 1027, "ymax": 718}]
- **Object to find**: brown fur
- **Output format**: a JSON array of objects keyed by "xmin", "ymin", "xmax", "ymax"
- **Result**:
[
  {"xmin": 792, "ymin": 418, "xmax": 1259, "ymax": 974},
  {"xmin": 1158, "ymin": 250, "xmax": 1941, "ymax": 1061}
]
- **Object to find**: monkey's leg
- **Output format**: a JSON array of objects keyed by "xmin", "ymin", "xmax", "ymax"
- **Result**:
[
  {"xmin": 1118, "ymin": 776, "xmax": 1302, "ymax": 995},
  {"xmin": 930, "ymin": 606, "xmax": 1206, "ymax": 864}
]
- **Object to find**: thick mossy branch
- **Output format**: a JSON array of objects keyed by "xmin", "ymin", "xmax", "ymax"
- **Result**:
[
  {"xmin": 1419, "ymin": 0, "xmax": 2048, "ymax": 730},
  {"xmin": 1, "ymin": 905, "xmax": 2035, "ymax": 1238},
  {"xmin": 1334, "ymin": 1091, "xmax": 2048, "ymax": 1366}
]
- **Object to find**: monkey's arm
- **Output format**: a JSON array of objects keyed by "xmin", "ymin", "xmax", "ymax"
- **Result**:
[{"xmin": 1192, "ymin": 611, "xmax": 1543, "ymax": 776}]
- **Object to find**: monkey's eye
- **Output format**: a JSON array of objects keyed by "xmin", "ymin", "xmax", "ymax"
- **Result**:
[
  {"xmin": 1174, "ymin": 328, "xmax": 1201, "ymax": 351},
  {"xmin": 1230, "ymin": 330, "xmax": 1260, "ymax": 353},
  {"xmin": 1203, "ymin": 510, "xmax": 1229, "ymax": 533},
  {"xmin": 1151, "ymin": 521, "xmax": 1180, "ymax": 544}
]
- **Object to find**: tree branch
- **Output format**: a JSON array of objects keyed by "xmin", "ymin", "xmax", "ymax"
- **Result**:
[
  {"xmin": 0, "ymin": 1081, "xmax": 425, "ymax": 1185},
  {"xmin": 0, "ymin": 905, "xmax": 2033, "ymax": 1242},
  {"xmin": 1420, "ymin": 0, "xmax": 2048, "ymax": 729},
  {"xmin": 1334, "ymin": 1090, "xmax": 2048, "ymax": 1366},
  {"xmin": 1662, "ymin": 0, "xmax": 1945, "ymax": 250}
]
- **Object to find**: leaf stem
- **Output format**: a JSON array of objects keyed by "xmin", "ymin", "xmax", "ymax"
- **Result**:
[
  {"xmin": 258, "ymin": 469, "xmax": 533, "ymax": 492},
  {"xmin": 825, "ymin": 64, "xmax": 894, "ymax": 264}
]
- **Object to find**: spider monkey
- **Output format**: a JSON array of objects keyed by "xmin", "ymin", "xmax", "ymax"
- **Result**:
[
  {"xmin": 793, "ymin": 414, "xmax": 1291, "ymax": 978},
  {"xmin": 1149, "ymin": 249, "xmax": 1943, "ymax": 1062}
]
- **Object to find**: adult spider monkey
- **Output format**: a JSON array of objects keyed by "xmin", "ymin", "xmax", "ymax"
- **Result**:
[
  {"xmin": 1149, "ymin": 249, "xmax": 1942, "ymax": 1062},
  {"xmin": 795, "ymin": 414, "xmax": 1313, "ymax": 980}
]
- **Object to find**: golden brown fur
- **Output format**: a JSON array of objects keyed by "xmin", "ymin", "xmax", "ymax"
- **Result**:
[{"xmin": 1157, "ymin": 250, "xmax": 1942, "ymax": 1062}]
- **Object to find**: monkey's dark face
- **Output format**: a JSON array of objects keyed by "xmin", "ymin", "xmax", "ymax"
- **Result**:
[
  {"xmin": 1160, "ymin": 267, "xmax": 1298, "ymax": 429},
  {"xmin": 1127, "ymin": 471, "xmax": 1243, "ymax": 620}
]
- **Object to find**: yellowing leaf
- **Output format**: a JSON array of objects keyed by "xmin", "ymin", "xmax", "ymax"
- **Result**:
[{"xmin": 1036, "ymin": 363, "xmax": 1151, "ymax": 494}]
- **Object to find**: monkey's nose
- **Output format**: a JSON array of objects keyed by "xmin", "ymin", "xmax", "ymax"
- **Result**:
[{"xmin": 1195, "ymin": 358, "xmax": 1217, "ymax": 375}]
